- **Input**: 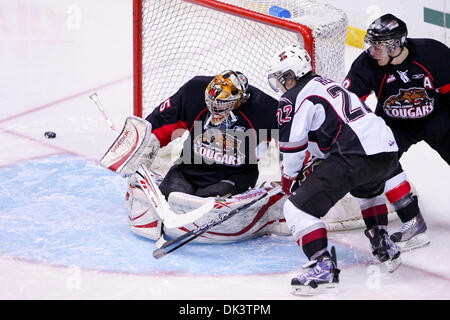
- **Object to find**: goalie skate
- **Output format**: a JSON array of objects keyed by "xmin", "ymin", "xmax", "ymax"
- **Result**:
[{"xmin": 291, "ymin": 247, "xmax": 340, "ymax": 296}]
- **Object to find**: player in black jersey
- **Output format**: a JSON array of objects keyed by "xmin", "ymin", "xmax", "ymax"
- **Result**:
[
  {"xmin": 145, "ymin": 70, "xmax": 279, "ymax": 198},
  {"xmin": 343, "ymin": 14, "xmax": 449, "ymax": 250}
]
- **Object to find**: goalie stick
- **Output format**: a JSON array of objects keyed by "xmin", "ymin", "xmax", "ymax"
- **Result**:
[
  {"xmin": 135, "ymin": 164, "xmax": 215, "ymax": 229},
  {"xmin": 89, "ymin": 92, "xmax": 118, "ymax": 132},
  {"xmin": 152, "ymin": 184, "xmax": 283, "ymax": 259},
  {"xmin": 89, "ymin": 93, "xmax": 214, "ymax": 229}
]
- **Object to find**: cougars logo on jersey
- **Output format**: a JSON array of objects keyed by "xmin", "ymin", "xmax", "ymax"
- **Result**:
[
  {"xmin": 383, "ymin": 88, "xmax": 434, "ymax": 119},
  {"xmin": 193, "ymin": 128, "xmax": 245, "ymax": 166}
]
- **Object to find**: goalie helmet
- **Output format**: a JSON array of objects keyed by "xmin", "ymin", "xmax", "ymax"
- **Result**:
[
  {"xmin": 364, "ymin": 14, "xmax": 408, "ymax": 56},
  {"xmin": 205, "ymin": 70, "xmax": 249, "ymax": 127},
  {"xmin": 267, "ymin": 45, "xmax": 312, "ymax": 93}
]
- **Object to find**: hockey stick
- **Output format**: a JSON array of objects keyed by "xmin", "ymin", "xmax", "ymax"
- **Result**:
[
  {"xmin": 90, "ymin": 93, "xmax": 214, "ymax": 229},
  {"xmin": 152, "ymin": 185, "xmax": 283, "ymax": 259},
  {"xmin": 135, "ymin": 164, "xmax": 215, "ymax": 229},
  {"xmin": 89, "ymin": 92, "xmax": 118, "ymax": 132}
]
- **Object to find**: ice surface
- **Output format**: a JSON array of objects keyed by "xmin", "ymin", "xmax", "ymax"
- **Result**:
[{"xmin": 0, "ymin": 0, "xmax": 449, "ymax": 300}]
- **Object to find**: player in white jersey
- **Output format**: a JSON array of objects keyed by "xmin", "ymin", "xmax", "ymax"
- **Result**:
[{"xmin": 267, "ymin": 45, "xmax": 403, "ymax": 295}]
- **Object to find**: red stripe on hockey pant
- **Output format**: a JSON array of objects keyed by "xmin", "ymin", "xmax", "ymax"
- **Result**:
[
  {"xmin": 362, "ymin": 204, "xmax": 388, "ymax": 219},
  {"xmin": 385, "ymin": 180, "xmax": 411, "ymax": 203},
  {"xmin": 301, "ymin": 228, "xmax": 327, "ymax": 246}
]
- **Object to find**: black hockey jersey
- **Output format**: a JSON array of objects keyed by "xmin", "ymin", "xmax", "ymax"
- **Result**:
[
  {"xmin": 343, "ymin": 38, "xmax": 450, "ymax": 132},
  {"xmin": 146, "ymin": 76, "xmax": 279, "ymax": 188},
  {"xmin": 278, "ymin": 74, "xmax": 398, "ymax": 177}
]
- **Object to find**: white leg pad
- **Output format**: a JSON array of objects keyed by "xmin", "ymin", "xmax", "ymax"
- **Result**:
[{"xmin": 126, "ymin": 180, "xmax": 162, "ymax": 240}]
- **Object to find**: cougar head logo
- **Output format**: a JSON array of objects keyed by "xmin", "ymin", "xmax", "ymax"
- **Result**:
[
  {"xmin": 385, "ymin": 88, "xmax": 433, "ymax": 108},
  {"xmin": 202, "ymin": 133, "xmax": 237, "ymax": 152},
  {"xmin": 199, "ymin": 131, "xmax": 238, "ymax": 153}
]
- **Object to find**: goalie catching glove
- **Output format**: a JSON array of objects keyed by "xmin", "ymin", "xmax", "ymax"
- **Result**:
[{"xmin": 100, "ymin": 116, "xmax": 160, "ymax": 177}]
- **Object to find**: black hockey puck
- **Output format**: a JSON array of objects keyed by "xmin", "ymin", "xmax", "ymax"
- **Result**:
[{"xmin": 44, "ymin": 131, "xmax": 56, "ymax": 139}]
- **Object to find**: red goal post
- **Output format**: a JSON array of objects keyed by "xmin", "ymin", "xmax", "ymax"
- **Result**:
[{"xmin": 132, "ymin": 0, "xmax": 348, "ymax": 118}]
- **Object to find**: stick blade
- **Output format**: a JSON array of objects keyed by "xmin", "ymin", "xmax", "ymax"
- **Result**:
[
  {"xmin": 153, "ymin": 248, "xmax": 167, "ymax": 259},
  {"xmin": 162, "ymin": 200, "xmax": 215, "ymax": 229}
]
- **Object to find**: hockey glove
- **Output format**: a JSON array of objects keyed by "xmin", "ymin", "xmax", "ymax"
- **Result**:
[{"xmin": 281, "ymin": 172, "xmax": 299, "ymax": 195}]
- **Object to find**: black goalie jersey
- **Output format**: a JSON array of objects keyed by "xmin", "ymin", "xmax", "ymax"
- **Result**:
[
  {"xmin": 145, "ymin": 76, "xmax": 279, "ymax": 188},
  {"xmin": 343, "ymin": 38, "xmax": 450, "ymax": 131},
  {"xmin": 278, "ymin": 74, "xmax": 398, "ymax": 177}
]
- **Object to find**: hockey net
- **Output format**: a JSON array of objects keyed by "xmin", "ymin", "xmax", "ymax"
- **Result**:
[
  {"xmin": 133, "ymin": 0, "xmax": 348, "ymax": 118},
  {"xmin": 132, "ymin": 0, "xmax": 398, "ymax": 231}
]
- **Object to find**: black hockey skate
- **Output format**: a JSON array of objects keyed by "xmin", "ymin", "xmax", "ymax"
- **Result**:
[
  {"xmin": 365, "ymin": 226, "xmax": 401, "ymax": 272},
  {"xmin": 291, "ymin": 247, "xmax": 340, "ymax": 296}
]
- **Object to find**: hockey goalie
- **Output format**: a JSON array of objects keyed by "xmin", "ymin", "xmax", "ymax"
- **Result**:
[
  {"xmin": 99, "ymin": 70, "xmax": 366, "ymax": 246},
  {"xmin": 99, "ymin": 70, "xmax": 296, "ymax": 244}
]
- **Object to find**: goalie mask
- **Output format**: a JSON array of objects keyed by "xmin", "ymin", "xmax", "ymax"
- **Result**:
[
  {"xmin": 364, "ymin": 14, "xmax": 408, "ymax": 64},
  {"xmin": 267, "ymin": 45, "xmax": 312, "ymax": 94},
  {"xmin": 205, "ymin": 70, "xmax": 249, "ymax": 127}
]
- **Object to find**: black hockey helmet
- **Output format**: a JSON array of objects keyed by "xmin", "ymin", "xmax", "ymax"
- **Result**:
[{"xmin": 365, "ymin": 14, "xmax": 408, "ymax": 54}]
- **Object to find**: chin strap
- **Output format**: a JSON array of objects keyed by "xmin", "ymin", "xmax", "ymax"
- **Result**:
[{"xmin": 388, "ymin": 45, "xmax": 405, "ymax": 64}]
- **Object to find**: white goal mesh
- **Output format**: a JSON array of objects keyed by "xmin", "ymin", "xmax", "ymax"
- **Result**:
[{"xmin": 134, "ymin": 0, "xmax": 348, "ymax": 117}]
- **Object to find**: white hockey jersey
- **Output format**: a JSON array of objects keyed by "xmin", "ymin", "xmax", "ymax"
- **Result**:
[{"xmin": 278, "ymin": 75, "xmax": 398, "ymax": 177}]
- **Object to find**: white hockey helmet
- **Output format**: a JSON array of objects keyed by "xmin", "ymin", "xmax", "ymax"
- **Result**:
[
  {"xmin": 267, "ymin": 45, "xmax": 312, "ymax": 93},
  {"xmin": 205, "ymin": 70, "xmax": 249, "ymax": 126}
]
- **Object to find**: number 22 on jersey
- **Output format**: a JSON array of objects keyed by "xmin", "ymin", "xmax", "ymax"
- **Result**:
[{"xmin": 277, "ymin": 104, "xmax": 292, "ymax": 125}]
